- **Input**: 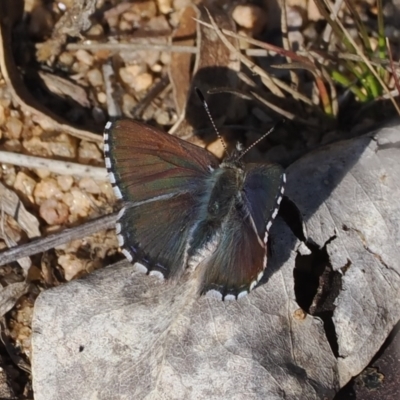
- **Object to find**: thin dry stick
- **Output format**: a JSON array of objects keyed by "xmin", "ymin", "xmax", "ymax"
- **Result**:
[
  {"xmin": 324, "ymin": 1, "xmax": 400, "ymax": 114},
  {"xmin": 0, "ymin": 151, "xmax": 108, "ymax": 180},
  {"xmin": 67, "ymin": 42, "xmax": 198, "ymax": 53},
  {"xmin": 0, "ymin": 213, "xmax": 117, "ymax": 266},
  {"xmin": 67, "ymin": 42, "xmax": 271, "ymax": 57},
  {"xmin": 279, "ymin": 0, "xmax": 299, "ymax": 89}
]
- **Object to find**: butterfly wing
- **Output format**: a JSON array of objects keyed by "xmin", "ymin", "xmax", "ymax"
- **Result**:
[
  {"xmin": 199, "ymin": 164, "xmax": 285, "ymax": 299},
  {"xmin": 104, "ymin": 119, "xmax": 219, "ymax": 202},
  {"xmin": 104, "ymin": 119, "xmax": 219, "ymax": 278}
]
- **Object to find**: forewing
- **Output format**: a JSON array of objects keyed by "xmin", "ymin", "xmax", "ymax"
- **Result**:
[
  {"xmin": 200, "ymin": 164, "xmax": 285, "ymax": 299},
  {"xmin": 104, "ymin": 119, "xmax": 219, "ymax": 202}
]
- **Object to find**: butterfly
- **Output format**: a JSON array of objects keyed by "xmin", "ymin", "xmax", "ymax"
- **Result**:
[{"xmin": 103, "ymin": 116, "xmax": 285, "ymax": 300}]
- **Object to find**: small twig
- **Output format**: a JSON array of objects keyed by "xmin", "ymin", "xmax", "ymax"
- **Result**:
[
  {"xmin": 0, "ymin": 213, "xmax": 117, "ymax": 266},
  {"xmin": 67, "ymin": 42, "xmax": 198, "ymax": 53},
  {"xmin": 0, "ymin": 151, "xmax": 108, "ymax": 180},
  {"xmin": 67, "ymin": 41, "xmax": 272, "ymax": 57}
]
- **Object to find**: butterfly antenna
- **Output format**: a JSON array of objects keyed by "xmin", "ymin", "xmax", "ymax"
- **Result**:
[
  {"xmin": 195, "ymin": 88, "xmax": 228, "ymax": 154},
  {"xmin": 236, "ymin": 120, "xmax": 285, "ymax": 161}
]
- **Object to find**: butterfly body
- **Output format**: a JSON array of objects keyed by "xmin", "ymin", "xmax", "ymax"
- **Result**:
[{"xmin": 104, "ymin": 119, "xmax": 285, "ymax": 300}]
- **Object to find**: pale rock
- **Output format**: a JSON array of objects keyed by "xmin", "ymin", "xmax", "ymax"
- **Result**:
[
  {"xmin": 6, "ymin": 117, "xmax": 23, "ymax": 139},
  {"xmin": 33, "ymin": 178, "xmax": 63, "ymax": 205},
  {"xmin": 97, "ymin": 92, "xmax": 107, "ymax": 104},
  {"xmin": 78, "ymin": 177, "xmax": 101, "ymax": 195},
  {"xmin": 34, "ymin": 169, "xmax": 51, "ymax": 179},
  {"xmin": 57, "ymin": 175, "xmax": 74, "ymax": 192},
  {"xmin": 40, "ymin": 198, "xmax": 70, "ymax": 225},
  {"xmin": 122, "ymin": 93, "xmax": 137, "ymax": 116},
  {"xmin": 157, "ymin": 0, "xmax": 172, "ymax": 14},
  {"xmin": 13, "ymin": 171, "xmax": 36, "ymax": 202},
  {"xmin": 22, "ymin": 137, "xmax": 51, "ymax": 157},
  {"xmin": 78, "ymin": 141, "xmax": 102, "ymax": 162},
  {"xmin": 86, "ymin": 23, "xmax": 104, "ymax": 37},
  {"xmin": 62, "ymin": 188, "xmax": 92, "ymax": 219},
  {"xmin": 48, "ymin": 133, "xmax": 77, "ymax": 158},
  {"xmin": 86, "ymin": 68, "xmax": 103, "ymax": 87},
  {"xmin": 232, "ymin": 4, "xmax": 268, "ymax": 34},
  {"xmin": 75, "ymin": 49, "xmax": 94, "ymax": 66},
  {"xmin": 58, "ymin": 254, "xmax": 87, "ymax": 281},
  {"xmin": 133, "ymin": 73, "xmax": 153, "ymax": 93},
  {"xmin": 58, "ymin": 52, "xmax": 74, "ymax": 67}
]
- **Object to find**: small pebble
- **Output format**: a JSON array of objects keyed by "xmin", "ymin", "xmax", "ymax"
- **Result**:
[
  {"xmin": 48, "ymin": 133, "xmax": 77, "ymax": 158},
  {"xmin": 75, "ymin": 49, "xmax": 94, "ymax": 66},
  {"xmin": 34, "ymin": 178, "xmax": 63, "ymax": 205},
  {"xmin": 58, "ymin": 52, "xmax": 74, "ymax": 67},
  {"xmin": 132, "ymin": 72, "xmax": 153, "ymax": 93},
  {"xmin": 58, "ymin": 254, "xmax": 87, "ymax": 281},
  {"xmin": 129, "ymin": 1, "xmax": 157, "ymax": 19},
  {"xmin": 4, "ymin": 139, "xmax": 22, "ymax": 152},
  {"xmin": 157, "ymin": 0, "xmax": 172, "ymax": 14},
  {"xmin": 155, "ymin": 110, "xmax": 170, "ymax": 125},
  {"xmin": 86, "ymin": 23, "xmax": 104, "ymax": 37},
  {"xmin": 34, "ymin": 169, "xmax": 51, "ymax": 179},
  {"xmin": 62, "ymin": 188, "xmax": 92, "ymax": 219},
  {"xmin": 87, "ymin": 68, "xmax": 103, "ymax": 87},
  {"xmin": 57, "ymin": 175, "xmax": 74, "ymax": 192},
  {"xmin": 120, "ymin": 65, "xmax": 142, "ymax": 84},
  {"xmin": 232, "ymin": 4, "xmax": 268, "ymax": 34},
  {"xmin": 6, "ymin": 117, "xmax": 23, "ymax": 139},
  {"xmin": 160, "ymin": 51, "xmax": 171, "ymax": 65},
  {"xmin": 78, "ymin": 177, "xmax": 101, "ymax": 194},
  {"xmin": 78, "ymin": 141, "xmax": 102, "ymax": 162},
  {"xmin": 122, "ymin": 93, "xmax": 137, "ymax": 116},
  {"xmin": 119, "ymin": 20, "xmax": 132, "ymax": 31},
  {"xmin": 1, "ymin": 164, "xmax": 16, "ymax": 187},
  {"xmin": 97, "ymin": 92, "xmax": 107, "ymax": 104},
  {"xmin": 22, "ymin": 136, "xmax": 51, "ymax": 157},
  {"xmin": 13, "ymin": 172, "xmax": 36, "ymax": 202},
  {"xmin": 39, "ymin": 198, "xmax": 69, "ymax": 225}
]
